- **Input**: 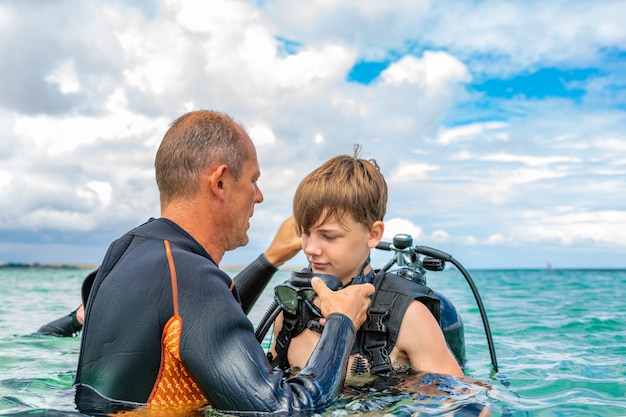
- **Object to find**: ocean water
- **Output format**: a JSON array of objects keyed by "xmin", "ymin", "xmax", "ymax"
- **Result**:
[{"xmin": 1, "ymin": 266, "xmax": 625, "ymax": 416}]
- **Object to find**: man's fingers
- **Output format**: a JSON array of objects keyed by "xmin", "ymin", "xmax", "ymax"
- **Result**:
[
  {"xmin": 310, "ymin": 276, "xmax": 329, "ymax": 296},
  {"xmin": 312, "ymin": 277, "xmax": 375, "ymax": 299},
  {"xmin": 312, "ymin": 277, "xmax": 375, "ymax": 326},
  {"xmin": 360, "ymin": 283, "xmax": 375, "ymax": 297}
]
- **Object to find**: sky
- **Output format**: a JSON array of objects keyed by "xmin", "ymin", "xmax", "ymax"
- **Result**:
[{"xmin": 1, "ymin": 0, "xmax": 625, "ymax": 269}]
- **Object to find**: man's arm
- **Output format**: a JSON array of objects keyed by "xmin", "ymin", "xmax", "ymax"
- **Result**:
[
  {"xmin": 234, "ymin": 216, "xmax": 301, "ymax": 313},
  {"xmin": 263, "ymin": 216, "xmax": 301, "ymax": 267},
  {"xmin": 182, "ymin": 272, "xmax": 374, "ymax": 413},
  {"xmin": 34, "ymin": 305, "xmax": 84, "ymax": 337}
]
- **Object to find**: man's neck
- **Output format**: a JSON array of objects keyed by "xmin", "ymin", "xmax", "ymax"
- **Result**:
[{"xmin": 161, "ymin": 200, "xmax": 225, "ymax": 264}]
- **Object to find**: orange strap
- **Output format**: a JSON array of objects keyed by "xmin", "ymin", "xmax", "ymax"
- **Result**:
[
  {"xmin": 164, "ymin": 240, "xmax": 179, "ymax": 316},
  {"xmin": 145, "ymin": 240, "xmax": 209, "ymax": 410}
]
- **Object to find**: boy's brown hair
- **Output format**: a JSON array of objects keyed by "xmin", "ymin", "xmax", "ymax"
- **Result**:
[{"xmin": 293, "ymin": 147, "xmax": 388, "ymax": 233}]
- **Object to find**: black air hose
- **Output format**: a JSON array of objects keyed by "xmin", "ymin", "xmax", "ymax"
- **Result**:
[
  {"xmin": 255, "ymin": 300, "xmax": 282, "ymax": 343},
  {"xmin": 414, "ymin": 245, "xmax": 499, "ymax": 373}
]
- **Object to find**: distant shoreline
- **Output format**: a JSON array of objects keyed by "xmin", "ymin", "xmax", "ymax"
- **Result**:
[
  {"xmin": 0, "ymin": 262, "xmax": 304, "ymax": 271},
  {"xmin": 0, "ymin": 262, "xmax": 99, "ymax": 270},
  {"xmin": 3, "ymin": 262, "xmax": 623, "ymax": 272}
]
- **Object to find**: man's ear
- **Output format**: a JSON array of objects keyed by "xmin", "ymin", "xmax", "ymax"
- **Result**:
[
  {"xmin": 207, "ymin": 164, "xmax": 228, "ymax": 201},
  {"xmin": 367, "ymin": 220, "xmax": 384, "ymax": 248}
]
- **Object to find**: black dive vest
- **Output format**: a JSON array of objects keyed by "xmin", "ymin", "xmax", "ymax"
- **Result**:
[
  {"xmin": 272, "ymin": 269, "xmax": 441, "ymax": 375},
  {"xmin": 352, "ymin": 270, "xmax": 440, "ymax": 374}
]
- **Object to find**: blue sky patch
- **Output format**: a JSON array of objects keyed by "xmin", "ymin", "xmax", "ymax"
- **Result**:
[
  {"xmin": 347, "ymin": 60, "xmax": 391, "ymax": 84},
  {"xmin": 471, "ymin": 68, "xmax": 598, "ymax": 100}
]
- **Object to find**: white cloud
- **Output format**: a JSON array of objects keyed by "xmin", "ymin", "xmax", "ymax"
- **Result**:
[
  {"xmin": 274, "ymin": 45, "xmax": 355, "ymax": 89},
  {"xmin": 249, "ymin": 124, "xmax": 277, "ymax": 146},
  {"xmin": 487, "ymin": 234, "xmax": 506, "ymax": 244},
  {"xmin": 594, "ymin": 138, "xmax": 626, "ymax": 153},
  {"xmin": 512, "ymin": 209, "xmax": 626, "ymax": 246},
  {"xmin": 169, "ymin": 0, "xmax": 258, "ymax": 34},
  {"xmin": 431, "ymin": 229, "xmax": 450, "ymax": 242},
  {"xmin": 45, "ymin": 59, "xmax": 80, "ymax": 94},
  {"xmin": 452, "ymin": 150, "xmax": 582, "ymax": 167},
  {"xmin": 20, "ymin": 208, "xmax": 94, "ymax": 232},
  {"xmin": 388, "ymin": 161, "xmax": 439, "ymax": 183},
  {"xmin": 12, "ymin": 105, "xmax": 167, "ymax": 155},
  {"xmin": 382, "ymin": 218, "xmax": 453, "ymax": 246},
  {"xmin": 433, "ymin": 122, "xmax": 508, "ymax": 145},
  {"xmin": 383, "ymin": 217, "xmax": 425, "ymax": 243},
  {"xmin": 458, "ymin": 167, "xmax": 568, "ymax": 205},
  {"xmin": 83, "ymin": 181, "xmax": 113, "ymax": 206},
  {"xmin": 0, "ymin": 169, "xmax": 11, "ymax": 189},
  {"xmin": 381, "ymin": 51, "xmax": 470, "ymax": 88}
]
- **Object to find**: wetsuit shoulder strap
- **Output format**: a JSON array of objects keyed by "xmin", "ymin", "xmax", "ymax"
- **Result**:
[
  {"xmin": 358, "ymin": 269, "xmax": 394, "ymax": 374},
  {"xmin": 358, "ymin": 270, "xmax": 442, "ymax": 374},
  {"xmin": 164, "ymin": 240, "xmax": 180, "ymax": 316},
  {"xmin": 146, "ymin": 240, "xmax": 208, "ymax": 409}
]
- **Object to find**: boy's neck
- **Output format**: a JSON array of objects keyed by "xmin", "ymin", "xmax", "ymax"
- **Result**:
[{"xmin": 340, "ymin": 261, "xmax": 372, "ymax": 285}]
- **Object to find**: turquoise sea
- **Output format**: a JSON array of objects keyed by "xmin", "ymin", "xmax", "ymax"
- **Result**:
[{"xmin": 1, "ymin": 265, "xmax": 625, "ymax": 416}]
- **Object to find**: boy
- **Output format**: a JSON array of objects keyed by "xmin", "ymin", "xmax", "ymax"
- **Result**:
[{"xmin": 270, "ymin": 150, "xmax": 463, "ymax": 377}]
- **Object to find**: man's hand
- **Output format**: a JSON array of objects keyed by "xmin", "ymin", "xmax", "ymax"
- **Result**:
[
  {"xmin": 311, "ymin": 277, "xmax": 374, "ymax": 329},
  {"xmin": 75, "ymin": 304, "xmax": 85, "ymax": 325},
  {"xmin": 264, "ymin": 216, "xmax": 302, "ymax": 267}
]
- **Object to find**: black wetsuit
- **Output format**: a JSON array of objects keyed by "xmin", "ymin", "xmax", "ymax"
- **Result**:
[
  {"xmin": 34, "ymin": 307, "xmax": 83, "ymax": 337},
  {"xmin": 75, "ymin": 218, "xmax": 356, "ymax": 415}
]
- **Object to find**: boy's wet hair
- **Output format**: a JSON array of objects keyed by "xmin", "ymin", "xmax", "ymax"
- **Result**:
[{"xmin": 293, "ymin": 145, "xmax": 387, "ymax": 233}]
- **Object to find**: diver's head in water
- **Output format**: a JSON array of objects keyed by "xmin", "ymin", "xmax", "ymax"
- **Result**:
[{"xmin": 293, "ymin": 146, "xmax": 387, "ymax": 285}]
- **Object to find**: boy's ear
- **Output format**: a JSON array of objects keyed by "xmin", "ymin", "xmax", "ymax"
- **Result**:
[{"xmin": 367, "ymin": 220, "xmax": 384, "ymax": 248}]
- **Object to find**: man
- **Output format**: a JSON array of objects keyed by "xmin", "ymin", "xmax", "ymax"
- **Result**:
[
  {"xmin": 75, "ymin": 110, "xmax": 374, "ymax": 415},
  {"xmin": 270, "ymin": 151, "xmax": 463, "ymax": 377}
]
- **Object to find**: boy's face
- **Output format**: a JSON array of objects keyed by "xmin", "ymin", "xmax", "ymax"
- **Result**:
[{"xmin": 302, "ymin": 211, "xmax": 383, "ymax": 284}]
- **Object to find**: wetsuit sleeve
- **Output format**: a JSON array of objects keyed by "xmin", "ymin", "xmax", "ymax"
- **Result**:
[
  {"xmin": 233, "ymin": 254, "xmax": 277, "ymax": 314},
  {"xmin": 179, "ymin": 267, "xmax": 355, "ymax": 414},
  {"xmin": 35, "ymin": 308, "xmax": 82, "ymax": 337}
]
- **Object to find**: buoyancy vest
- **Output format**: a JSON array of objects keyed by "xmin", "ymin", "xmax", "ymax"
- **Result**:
[
  {"xmin": 352, "ymin": 270, "xmax": 440, "ymax": 374},
  {"xmin": 272, "ymin": 269, "xmax": 440, "ymax": 375}
]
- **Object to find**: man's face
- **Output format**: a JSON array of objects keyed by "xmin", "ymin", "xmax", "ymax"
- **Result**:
[
  {"xmin": 224, "ymin": 137, "xmax": 263, "ymax": 250},
  {"xmin": 301, "ymin": 212, "xmax": 374, "ymax": 284}
]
